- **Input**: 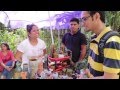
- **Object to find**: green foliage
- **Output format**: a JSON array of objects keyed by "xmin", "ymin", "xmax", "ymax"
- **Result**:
[
  {"xmin": 40, "ymin": 29, "xmax": 59, "ymax": 54},
  {"xmin": 40, "ymin": 29, "xmax": 52, "ymax": 53},
  {"xmin": 0, "ymin": 28, "xmax": 27, "ymax": 53},
  {"xmin": 0, "ymin": 22, "xmax": 6, "ymax": 30},
  {"xmin": 105, "ymin": 11, "xmax": 120, "ymax": 31},
  {"xmin": 13, "ymin": 28, "xmax": 27, "ymax": 42},
  {"xmin": 0, "ymin": 30, "xmax": 17, "ymax": 52}
]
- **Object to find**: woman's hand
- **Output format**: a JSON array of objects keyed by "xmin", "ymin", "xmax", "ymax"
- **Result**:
[
  {"xmin": 38, "ymin": 54, "xmax": 44, "ymax": 58},
  {"xmin": 5, "ymin": 66, "xmax": 13, "ymax": 71}
]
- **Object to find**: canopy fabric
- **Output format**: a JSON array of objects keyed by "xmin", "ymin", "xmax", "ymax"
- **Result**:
[{"xmin": 0, "ymin": 11, "xmax": 81, "ymax": 29}]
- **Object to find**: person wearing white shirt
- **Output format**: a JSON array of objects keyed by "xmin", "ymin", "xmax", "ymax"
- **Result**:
[{"xmin": 15, "ymin": 24, "xmax": 47, "ymax": 79}]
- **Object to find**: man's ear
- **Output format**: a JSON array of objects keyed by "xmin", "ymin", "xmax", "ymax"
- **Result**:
[{"xmin": 95, "ymin": 12, "xmax": 100, "ymax": 21}]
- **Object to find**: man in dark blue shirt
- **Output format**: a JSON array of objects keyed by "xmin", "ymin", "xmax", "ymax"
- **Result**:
[{"xmin": 62, "ymin": 18, "xmax": 87, "ymax": 66}]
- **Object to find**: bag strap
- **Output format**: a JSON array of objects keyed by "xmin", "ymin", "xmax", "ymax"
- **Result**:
[{"xmin": 98, "ymin": 31, "xmax": 120, "ymax": 60}]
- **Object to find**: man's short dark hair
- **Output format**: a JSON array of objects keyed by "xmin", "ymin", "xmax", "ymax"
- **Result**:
[
  {"xmin": 70, "ymin": 18, "xmax": 80, "ymax": 24},
  {"xmin": 88, "ymin": 11, "xmax": 105, "ymax": 23}
]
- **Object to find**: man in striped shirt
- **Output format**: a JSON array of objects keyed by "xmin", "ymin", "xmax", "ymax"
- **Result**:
[{"xmin": 80, "ymin": 11, "xmax": 120, "ymax": 79}]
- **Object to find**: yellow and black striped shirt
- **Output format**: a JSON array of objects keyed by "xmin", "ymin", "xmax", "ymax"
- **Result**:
[{"xmin": 88, "ymin": 27, "xmax": 120, "ymax": 77}]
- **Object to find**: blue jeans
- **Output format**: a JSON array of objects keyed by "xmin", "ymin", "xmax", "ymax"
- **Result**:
[{"xmin": 2, "ymin": 61, "xmax": 13, "ymax": 79}]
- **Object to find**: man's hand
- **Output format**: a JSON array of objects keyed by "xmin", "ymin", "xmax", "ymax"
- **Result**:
[
  {"xmin": 70, "ymin": 61, "xmax": 75, "ymax": 66},
  {"xmin": 75, "ymin": 60, "xmax": 82, "ymax": 67},
  {"xmin": 78, "ymin": 59, "xmax": 83, "ymax": 62}
]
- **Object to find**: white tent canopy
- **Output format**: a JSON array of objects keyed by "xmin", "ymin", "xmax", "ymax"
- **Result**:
[
  {"xmin": 0, "ymin": 11, "xmax": 80, "ymax": 45},
  {"xmin": 0, "ymin": 11, "xmax": 74, "ymax": 29}
]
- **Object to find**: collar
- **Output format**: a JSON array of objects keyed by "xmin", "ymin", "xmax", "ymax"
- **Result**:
[
  {"xmin": 91, "ymin": 27, "xmax": 111, "ymax": 43},
  {"xmin": 70, "ymin": 30, "xmax": 80, "ymax": 36}
]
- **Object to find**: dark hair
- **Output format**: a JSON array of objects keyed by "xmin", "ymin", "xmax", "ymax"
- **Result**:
[
  {"xmin": 26, "ymin": 24, "xmax": 36, "ymax": 33},
  {"xmin": 1, "ymin": 43, "xmax": 10, "ymax": 50},
  {"xmin": 70, "ymin": 18, "xmax": 80, "ymax": 24},
  {"xmin": 88, "ymin": 11, "xmax": 105, "ymax": 23}
]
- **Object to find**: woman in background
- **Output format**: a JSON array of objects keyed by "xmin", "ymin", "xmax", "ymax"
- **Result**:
[{"xmin": 0, "ymin": 43, "xmax": 15, "ymax": 79}]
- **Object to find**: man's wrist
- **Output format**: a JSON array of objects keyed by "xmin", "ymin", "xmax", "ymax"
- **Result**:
[
  {"xmin": 78, "ymin": 60, "xmax": 81, "ymax": 62},
  {"xmin": 78, "ymin": 59, "xmax": 82, "ymax": 62}
]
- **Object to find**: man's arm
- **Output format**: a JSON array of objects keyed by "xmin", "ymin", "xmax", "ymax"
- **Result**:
[
  {"xmin": 61, "ymin": 43, "xmax": 65, "ymax": 51},
  {"xmin": 78, "ymin": 33, "xmax": 87, "ymax": 62},
  {"xmin": 79, "ymin": 44, "xmax": 87, "ymax": 61}
]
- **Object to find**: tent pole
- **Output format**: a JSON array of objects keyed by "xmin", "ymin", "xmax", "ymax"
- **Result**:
[{"xmin": 48, "ymin": 11, "xmax": 54, "ymax": 45}]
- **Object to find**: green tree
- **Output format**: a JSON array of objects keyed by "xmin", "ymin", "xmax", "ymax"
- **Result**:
[
  {"xmin": 0, "ymin": 22, "xmax": 6, "ymax": 30},
  {"xmin": 105, "ymin": 11, "xmax": 120, "ymax": 32}
]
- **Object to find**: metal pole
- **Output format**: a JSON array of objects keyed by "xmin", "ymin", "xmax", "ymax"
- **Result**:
[
  {"xmin": 1, "ymin": 11, "xmax": 11, "ymax": 29},
  {"xmin": 48, "ymin": 11, "xmax": 54, "ymax": 45},
  {"xmin": 58, "ymin": 24, "xmax": 60, "ymax": 52}
]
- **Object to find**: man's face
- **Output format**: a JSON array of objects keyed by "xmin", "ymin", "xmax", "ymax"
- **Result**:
[
  {"xmin": 81, "ymin": 11, "xmax": 95, "ymax": 32},
  {"xmin": 70, "ymin": 21, "xmax": 80, "ymax": 33}
]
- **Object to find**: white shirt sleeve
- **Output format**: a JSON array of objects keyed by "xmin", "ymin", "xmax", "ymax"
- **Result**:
[{"xmin": 17, "ymin": 41, "xmax": 25, "ymax": 53}]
